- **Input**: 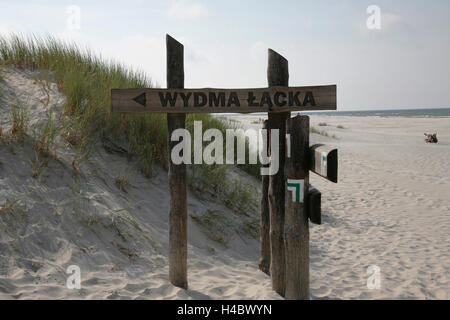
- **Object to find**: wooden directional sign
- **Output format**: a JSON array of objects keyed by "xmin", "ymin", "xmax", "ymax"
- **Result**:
[
  {"xmin": 309, "ymin": 144, "xmax": 338, "ymax": 183},
  {"xmin": 111, "ymin": 85, "xmax": 336, "ymax": 114}
]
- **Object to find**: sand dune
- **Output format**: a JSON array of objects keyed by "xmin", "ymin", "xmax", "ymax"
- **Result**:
[
  {"xmin": 0, "ymin": 68, "xmax": 279, "ymax": 300},
  {"xmin": 0, "ymin": 67, "xmax": 449, "ymax": 299}
]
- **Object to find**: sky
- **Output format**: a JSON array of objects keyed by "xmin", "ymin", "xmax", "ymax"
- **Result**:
[{"xmin": 0, "ymin": 0, "xmax": 449, "ymax": 110}]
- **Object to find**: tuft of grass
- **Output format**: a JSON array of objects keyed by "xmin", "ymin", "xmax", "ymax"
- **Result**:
[
  {"xmin": 63, "ymin": 127, "xmax": 83, "ymax": 147},
  {"xmin": 114, "ymin": 242, "xmax": 138, "ymax": 259},
  {"xmin": 189, "ymin": 163, "xmax": 228, "ymax": 195},
  {"xmin": 223, "ymin": 181, "xmax": 257, "ymax": 215},
  {"xmin": 0, "ymin": 68, "xmax": 3, "ymax": 97},
  {"xmin": 34, "ymin": 71, "xmax": 51, "ymax": 107},
  {"xmin": 71, "ymin": 138, "xmax": 91, "ymax": 176},
  {"xmin": 190, "ymin": 210, "xmax": 231, "ymax": 246},
  {"xmin": 10, "ymin": 102, "xmax": 29, "ymax": 142},
  {"xmin": 0, "ymin": 69, "xmax": 3, "ymax": 97},
  {"xmin": 32, "ymin": 111, "xmax": 61, "ymax": 158},
  {"xmin": 310, "ymin": 126, "xmax": 338, "ymax": 139},
  {"xmin": 28, "ymin": 111, "xmax": 62, "ymax": 179},
  {"xmin": 310, "ymin": 126, "xmax": 328, "ymax": 136},
  {"xmin": 318, "ymin": 122, "xmax": 328, "ymax": 127},
  {"xmin": 0, "ymin": 198, "xmax": 22, "ymax": 214},
  {"xmin": 29, "ymin": 149, "xmax": 48, "ymax": 180},
  {"xmin": 337, "ymin": 125, "xmax": 345, "ymax": 129},
  {"xmin": 241, "ymin": 217, "xmax": 259, "ymax": 239},
  {"xmin": 188, "ymin": 164, "xmax": 258, "ymax": 215},
  {"xmin": 115, "ymin": 171, "xmax": 129, "ymax": 192}
]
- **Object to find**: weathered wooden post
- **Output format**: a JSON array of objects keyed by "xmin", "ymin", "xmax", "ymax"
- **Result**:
[
  {"xmin": 166, "ymin": 34, "xmax": 188, "ymax": 289},
  {"xmin": 259, "ymin": 120, "xmax": 270, "ymax": 275},
  {"xmin": 267, "ymin": 49, "xmax": 289, "ymax": 296},
  {"xmin": 111, "ymin": 35, "xmax": 337, "ymax": 292},
  {"xmin": 285, "ymin": 115, "xmax": 310, "ymax": 300}
]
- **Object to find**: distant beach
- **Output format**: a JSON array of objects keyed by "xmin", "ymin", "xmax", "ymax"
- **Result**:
[{"xmin": 226, "ymin": 113, "xmax": 450, "ymax": 299}]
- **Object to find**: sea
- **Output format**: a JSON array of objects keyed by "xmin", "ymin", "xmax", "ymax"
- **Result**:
[
  {"xmin": 226, "ymin": 108, "xmax": 450, "ymax": 118},
  {"xmin": 301, "ymin": 107, "xmax": 450, "ymax": 118}
]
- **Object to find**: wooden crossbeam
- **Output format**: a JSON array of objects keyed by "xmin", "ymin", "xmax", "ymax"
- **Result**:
[{"xmin": 111, "ymin": 86, "xmax": 336, "ymax": 114}]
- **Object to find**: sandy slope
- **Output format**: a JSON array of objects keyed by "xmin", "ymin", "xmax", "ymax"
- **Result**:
[
  {"xmin": 0, "ymin": 67, "xmax": 449, "ymax": 300},
  {"xmin": 229, "ymin": 114, "xmax": 450, "ymax": 299},
  {"xmin": 0, "ymin": 68, "xmax": 279, "ymax": 300}
]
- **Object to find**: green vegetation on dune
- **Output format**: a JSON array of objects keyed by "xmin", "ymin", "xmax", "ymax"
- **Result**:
[
  {"xmin": 0, "ymin": 34, "xmax": 165, "ymax": 166},
  {"xmin": 0, "ymin": 34, "xmax": 260, "ymax": 216},
  {"xmin": 310, "ymin": 126, "xmax": 338, "ymax": 139}
]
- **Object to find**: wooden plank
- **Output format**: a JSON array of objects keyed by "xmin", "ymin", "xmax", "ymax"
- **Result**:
[
  {"xmin": 267, "ymin": 49, "xmax": 289, "ymax": 297},
  {"xmin": 111, "ymin": 85, "xmax": 336, "ymax": 114},
  {"xmin": 309, "ymin": 144, "xmax": 338, "ymax": 183},
  {"xmin": 259, "ymin": 120, "xmax": 271, "ymax": 275},
  {"xmin": 284, "ymin": 115, "xmax": 310, "ymax": 300},
  {"xmin": 166, "ymin": 34, "xmax": 188, "ymax": 289},
  {"xmin": 306, "ymin": 188, "xmax": 321, "ymax": 225}
]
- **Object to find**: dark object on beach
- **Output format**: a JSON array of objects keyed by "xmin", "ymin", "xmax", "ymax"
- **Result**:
[{"xmin": 424, "ymin": 133, "xmax": 438, "ymax": 143}]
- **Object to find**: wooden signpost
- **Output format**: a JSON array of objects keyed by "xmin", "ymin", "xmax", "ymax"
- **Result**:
[
  {"xmin": 111, "ymin": 34, "xmax": 338, "ymax": 300},
  {"xmin": 166, "ymin": 35, "xmax": 188, "ymax": 289},
  {"xmin": 267, "ymin": 49, "xmax": 289, "ymax": 297},
  {"xmin": 259, "ymin": 120, "xmax": 271, "ymax": 276},
  {"xmin": 111, "ymin": 86, "xmax": 336, "ymax": 114},
  {"xmin": 285, "ymin": 115, "xmax": 310, "ymax": 300}
]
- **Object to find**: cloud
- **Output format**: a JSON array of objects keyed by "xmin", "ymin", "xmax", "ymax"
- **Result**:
[{"xmin": 168, "ymin": 1, "xmax": 210, "ymax": 20}]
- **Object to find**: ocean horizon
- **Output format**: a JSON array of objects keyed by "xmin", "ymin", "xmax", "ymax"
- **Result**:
[{"xmin": 224, "ymin": 107, "xmax": 450, "ymax": 118}]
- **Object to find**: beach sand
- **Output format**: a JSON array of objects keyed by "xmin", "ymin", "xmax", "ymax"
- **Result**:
[
  {"xmin": 0, "ymin": 67, "xmax": 449, "ymax": 299},
  {"xmin": 228, "ymin": 114, "xmax": 450, "ymax": 299}
]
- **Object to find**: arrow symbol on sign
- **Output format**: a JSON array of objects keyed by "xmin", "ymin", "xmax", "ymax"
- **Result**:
[{"xmin": 132, "ymin": 93, "xmax": 146, "ymax": 107}]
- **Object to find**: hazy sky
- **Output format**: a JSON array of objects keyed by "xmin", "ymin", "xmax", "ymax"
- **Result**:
[{"xmin": 1, "ymin": 0, "xmax": 449, "ymax": 110}]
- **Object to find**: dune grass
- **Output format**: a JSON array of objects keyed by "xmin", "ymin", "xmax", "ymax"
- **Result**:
[
  {"xmin": 0, "ymin": 34, "xmax": 260, "ymax": 214},
  {"xmin": 310, "ymin": 126, "xmax": 338, "ymax": 139},
  {"xmin": 0, "ymin": 34, "xmax": 165, "ymax": 165},
  {"xmin": 10, "ymin": 101, "xmax": 29, "ymax": 142}
]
